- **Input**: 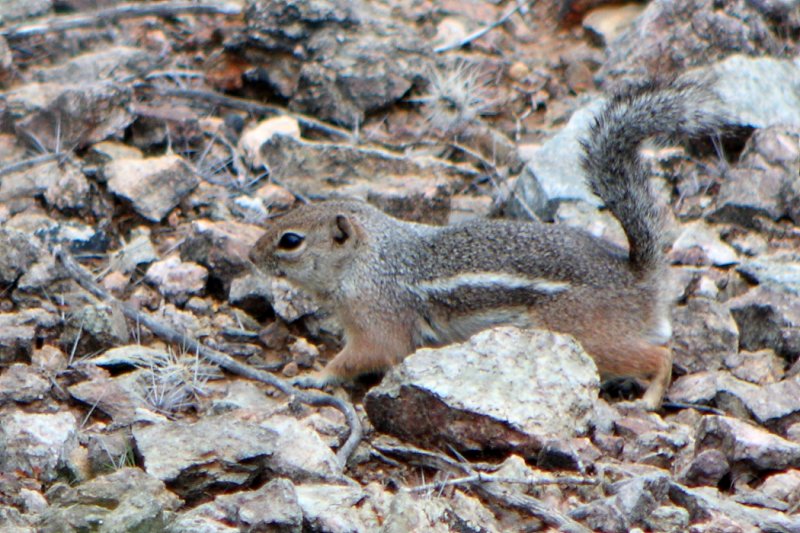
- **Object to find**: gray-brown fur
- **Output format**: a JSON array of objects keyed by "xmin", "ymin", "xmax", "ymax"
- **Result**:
[
  {"xmin": 249, "ymin": 80, "xmax": 724, "ymax": 409},
  {"xmin": 580, "ymin": 79, "xmax": 725, "ymax": 274}
]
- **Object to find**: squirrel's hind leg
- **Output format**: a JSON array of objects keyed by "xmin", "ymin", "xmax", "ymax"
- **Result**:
[{"xmin": 586, "ymin": 339, "xmax": 673, "ymax": 410}]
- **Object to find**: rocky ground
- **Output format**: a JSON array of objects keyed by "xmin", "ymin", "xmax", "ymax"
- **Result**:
[{"xmin": 0, "ymin": 0, "xmax": 799, "ymax": 531}]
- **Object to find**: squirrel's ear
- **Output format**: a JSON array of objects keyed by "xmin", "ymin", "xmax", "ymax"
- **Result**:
[{"xmin": 331, "ymin": 214, "xmax": 363, "ymax": 245}]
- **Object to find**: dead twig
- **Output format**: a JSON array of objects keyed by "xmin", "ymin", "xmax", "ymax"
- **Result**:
[
  {"xmin": 373, "ymin": 438, "xmax": 593, "ymax": 533},
  {"xmin": 134, "ymin": 85, "xmax": 356, "ymax": 142},
  {"xmin": 54, "ymin": 246, "xmax": 363, "ymax": 467},
  {"xmin": 435, "ymin": 0, "xmax": 532, "ymax": 54},
  {"xmin": 2, "ymin": 1, "xmax": 242, "ymax": 40},
  {"xmin": 408, "ymin": 471, "xmax": 597, "ymax": 493},
  {"xmin": 662, "ymin": 401, "xmax": 725, "ymax": 415},
  {"xmin": 0, "ymin": 152, "xmax": 64, "ymax": 178}
]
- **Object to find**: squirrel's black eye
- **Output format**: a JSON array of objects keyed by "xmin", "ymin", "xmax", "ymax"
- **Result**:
[{"xmin": 277, "ymin": 232, "xmax": 304, "ymax": 250}]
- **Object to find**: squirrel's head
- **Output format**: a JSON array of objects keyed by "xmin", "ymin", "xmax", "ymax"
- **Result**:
[{"xmin": 249, "ymin": 201, "xmax": 370, "ymax": 297}]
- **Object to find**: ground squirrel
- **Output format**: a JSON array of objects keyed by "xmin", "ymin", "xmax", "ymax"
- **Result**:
[{"xmin": 249, "ymin": 80, "xmax": 724, "ymax": 409}]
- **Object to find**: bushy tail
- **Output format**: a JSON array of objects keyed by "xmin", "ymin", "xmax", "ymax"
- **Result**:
[{"xmin": 581, "ymin": 80, "xmax": 725, "ymax": 275}]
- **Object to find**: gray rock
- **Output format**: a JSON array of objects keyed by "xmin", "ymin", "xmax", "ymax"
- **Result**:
[
  {"xmin": 737, "ymin": 252, "xmax": 800, "ymax": 297},
  {"xmin": 678, "ymin": 448, "xmax": 730, "ymax": 487},
  {"xmin": 0, "ymin": 363, "xmax": 50, "ymax": 403},
  {"xmin": 382, "ymin": 488, "xmax": 502, "ymax": 533},
  {"xmin": 180, "ymin": 219, "xmax": 265, "ymax": 293},
  {"xmin": 134, "ymin": 414, "xmax": 278, "ymax": 497},
  {"xmin": 133, "ymin": 410, "xmax": 341, "ymax": 499},
  {"xmin": 4, "ymin": 214, "xmax": 109, "ymax": 258},
  {"xmin": 0, "ymin": 36, "xmax": 12, "ymax": 84},
  {"xmin": 109, "ymin": 229, "xmax": 158, "ymax": 273},
  {"xmin": 0, "ymin": 324, "xmax": 35, "ymax": 363},
  {"xmin": 616, "ymin": 416, "xmax": 692, "ymax": 468},
  {"xmin": 0, "ymin": 506, "xmax": 35, "ymax": 532},
  {"xmin": 569, "ymin": 495, "xmax": 628, "ymax": 533},
  {"xmin": 724, "ymin": 349, "xmax": 784, "ymax": 385},
  {"xmin": 602, "ymin": 0, "xmax": 788, "ymax": 81},
  {"xmin": 263, "ymin": 276, "xmax": 321, "ymax": 323},
  {"xmin": 7, "ymin": 82, "xmax": 132, "ymax": 151},
  {"xmin": 259, "ymin": 135, "xmax": 468, "ymax": 222},
  {"xmin": 145, "ymin": 255, "xmax": 208, "ymax": 304},
  {"xmin": 555, "ymin": 200, "xmax": 627, "ymax": 248},
  {"xmin": 695, "ymin": 415, "xmax": 800, "ymax": 471},
  {"xmin": 34, "ymin": 46, "xmax": 158, "ymax": 85},
  {"xmin": 0, "ymin": 160, "xmax": 87, "ymax": 211},
  {"xmin": 61, "ymin": 303, "xmax": 130, "ymax": 356},
  {"xmin": 85, "ymin": 431, "xmax": 135, "ymax": 475},
  {"xmin": 228, "ymin": 272, "xmax": 272, "ymax": 315},
  {"xmin": 208, "ymin": 379, "xmax": 282, "ymax": 414},
  {"xmin": 40, "ymin": 467, "xmax": 180, "ymax": 533},
  {"xmin": 0, "ymin": 228, "xmax": 40, "ymax": 284},
  {"xmin": 671, "ymin": 298, "xmax": 739, "ymax": 373},
  {"xmin": 0, "ymin": 309, "xmax": 59, "ymax": 363},
  {"xmin": 644, "ymin": 505, "xmax": 689, "ymax": 533},
  {"xmin": 239, "ymin": 115, "xmax": 300, "ymax": 170},
  {"xmin": 0, "ymin": 0, "xmax": 51, "ymax": 22},
  {"xmin": 582, "ymin": 3, "xmax": 646, "ymax": 46},
  {"xmin": 709, "ymin": 127, "xmax": 800, "ymax": 226},
  {"xmin": 365, "ymin": 327, "xmax": 599, "ymax": 455},
  {"xmin": 670, "ymin": 221, "xmax": 739, "ymax": 267},
  {"xmin": 670, "ymin": 371, "xmax": 800, "ymax": 425},
  {"xmin": 31, "ymin": 344, "xmax": 68, "ymax": 373},
  {"xmin": 68, "ymin": 368, "xmax": 168, "ymax": 426},
  {"xmin": 167, "ymin": 516, "xmax": 239, "ymax": 533},
  {"xmin": 757, "ymin": 470, "xmax": 800, "ymax": 509},
  {"xmin": 503, "ymin": 163, "xmax": 552, "ymax": 221},
  {"xmin": 170, "ymin": 478, "xmax": 302, "ymax": 533},
  {"xmin": 729, "ymin": 285, "xmax": 799, "ymax": 360},
  {"xmin": 295, "ymin": 483, "xmax": 376, "ymax": 532},
  {"xmin": 0, "ymin": 411, "xmax": 78, "ymax": 482},
  {"xmin": 710, "ymin": 56, "xmax": 800, "ymax": 129},
  {"xmin": 670, "ymin": 483, "xmax": 800, "ymax": 532},
  {"xmin": 41, "ymin": 161, "xmax": 92, "ymax": 213},
  {"xmin": 106, "ymin": 155, "xmax": 199, "ymax": 222},
  {"xmin": 609, "ymin": 473, "xmax": 671, "ymax": 527},
  {"xmin": 245, "ymin": 0, "xmax": 432, "ymax": 127},
  {"xmin": 515, "ymin": 98, "xmax": 605, "ymax": 215}
]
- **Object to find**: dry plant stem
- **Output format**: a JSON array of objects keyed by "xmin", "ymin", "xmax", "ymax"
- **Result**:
[
  {"xmin": 409, "ymin": 472, "xmax": 597, "ymax": 493},
  {"xmin": 374, "ymin": 439, "xmax": 592, "ymax": 533},
  {"xmin": 663, "ymin": 401, "xmax": 724, "ymax": 415},
  {"xmin": 54, "ymin": 246, "xmax": 363, "ymax": 467},
  {"xmin": 0, "ymin": 152, "xmax": 65, "ymax": 178},
  {"xmin": 2, "ymin": 1, "xmax": 242, "ymax": 39},
  {"xmin": 434, "ymin": 0, "xmax": 531, "ymax": 53},
  {"xmin": 135, "ymin": 85, "xmax": 356, "ymax": 142}
]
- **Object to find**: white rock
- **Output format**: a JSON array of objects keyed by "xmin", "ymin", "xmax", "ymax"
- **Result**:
[
  {"xmin": 239, "ymin": 115, "xmax": 301, "ymax": 169},
  {"xmin": 106, "ymin": 154, "xmax": 198, "ymax": 222},
  {"xmin": 365, "ymin": 327, "xmax": 600, "ymax": 453},
  {"xmin": 0, "ymin": 411, "xmax": 79, "ymax": 482}
]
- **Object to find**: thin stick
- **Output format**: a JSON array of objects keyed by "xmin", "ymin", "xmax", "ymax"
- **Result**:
[
  {"xmin": 435, "ymin": 1, "xmax": 531, "ymax": 54},
  {"xmin": 135, "ymin": 85, "xmax": 356, "ymax": 142},
  {"xmin": 409, "ymin": 471, "xmax": 597, "ymax": 493},
  {"xmin": 662, "ymin": 401, "xmax": 725, "ymax": 415},
  {"xmin": 2, "ymin": 1, "xmax": 242, "ymax": 39},
  {"xmin": 0, "ymin": 152, "xmax": 63, "ymax": 178},
  {"xmin": 54, "ymin": 246, "xmax": 362, "ymax": 467},
  {"xmin": 374, "ymin": 439, "xmax": 592, "ymax": 533}
]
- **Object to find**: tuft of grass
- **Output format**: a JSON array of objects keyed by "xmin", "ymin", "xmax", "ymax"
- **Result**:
[
  {"xmin": 115, "ymin": 347, "xmax": 222, "ymax": 415},
  {"xmin": 417, "ymin": 61, "xmax": 492, "ymax": 133}
]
